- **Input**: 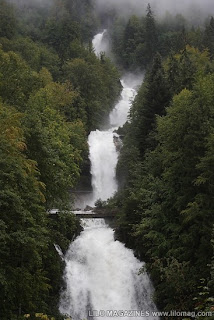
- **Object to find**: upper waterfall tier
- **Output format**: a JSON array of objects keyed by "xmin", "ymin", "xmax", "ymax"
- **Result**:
[{"xmin": 87, "ymin": 30, "xmax": 143, "ymax": 205}]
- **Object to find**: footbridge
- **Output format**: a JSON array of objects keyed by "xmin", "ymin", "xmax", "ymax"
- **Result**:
[{"xmin": 74, "ymin": 212, "xmax": 116, "ymax": 219}]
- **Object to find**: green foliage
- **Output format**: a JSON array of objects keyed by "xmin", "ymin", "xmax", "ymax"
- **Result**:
[
  {"xmin": 110, "ymin": 4, "xmax": 159, "ymax": 69},
  {"xmin": 43, "ymin": 17, "xmax": 80, "ymax": 61},
  {"xmin": 64, "ymin": 0, "xmax": 98, "ymax": 42},
  {"xmin": 0, "ymin": 1, "xmax": 121, "ymax": 318},
  {"xmin": 13, "ymin": 0, "xmax": 52, "ymax": 41},
  {"xmin": 130, "ymin": 53, "xmax": 170, "ymax": 154},
  {"xmin": 110, "ymin": 5, "xmax": 213, "ymax": 70},
  {"xmin": 0, "ymin": 0, "xmax": 17, "ymax": 39},
  {"xmin": 3, "ymin": 0, "xmax": 214, "ymax": 318},
  {"xmin": 144, "ymin": 4, "xmax": 158, "ymax": 63},
  {"xmin": 115, "ymin": 47, "xmax": 214, "ymax": 315},
  {"xmin": 122, "ymin": 15, "xmax": 144, "ymax": 68},
  {"xmin": 24, "ymin": 81, "xmax": 87, "ymax": 209},
  {"xmin": 95, "ymin": 199, "xmax": 107, "ymax": 208},
  {"xmin": 0, "ymin": 0, "xmax": 121, "ymax": 320},
  {"xmin": 203, "ymin": 17, "xmax": 214, "ymax": 57},
  {"xmin": 0, "ymin": 37, "xmax": 61, "ymax": 78},
  {"xmin": 116, "ymin": 52, "xmax": 170, "ymax": 185},
  {"xmin": 0, "ymin": 48, "xmax": 43, "ymax": 108},
  {"xmin": 165, "ymin": 46, "xmax": 211, "ymax": 95},
  {"xmin": 0, "ymin": 103, "xmax": 81, "ymax": 318},
  {"xmin": 0, "ymin": 103, "xmax": 49, "ymax": 317},
  {"xmin": 62, "ymin": 54, "xmax": 121, "ymax": 131},
  {"xmin": 44, "ymin": 212, "xmax": 81, "ymax": 317}
]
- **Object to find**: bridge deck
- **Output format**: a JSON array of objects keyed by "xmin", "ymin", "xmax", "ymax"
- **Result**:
[
  {"xmin": 74, "ymin": 213, "xmax": 115, "ymax": 219},
  {"xmin": 48, "ymin": 209, "xmax": 116, "ymax": 219}
]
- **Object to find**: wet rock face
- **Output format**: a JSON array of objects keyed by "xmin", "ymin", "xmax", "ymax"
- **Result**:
[
  {"xmin": 84, "ymin": 205, "xmax": 94, "ymax": 211},
  {"xmin": 113, "ymin": 134, "xmax": 123, "ymax": 152}
]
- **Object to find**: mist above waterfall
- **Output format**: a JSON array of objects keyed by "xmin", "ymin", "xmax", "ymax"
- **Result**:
[
  {"xmin": 9, "ymin": 0, "xmax": 214, "ymax": 25},
  {"xmin": 121, "ymin": 73, "xmax": 144, "ymax": 91}
]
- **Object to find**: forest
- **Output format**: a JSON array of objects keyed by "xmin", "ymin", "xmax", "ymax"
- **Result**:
[
  {"xmin": 0, "ymin": 0, "xmax": 120, "ymax": 319},
  {"xmin": 0, "ymin": 0, "xmax": 214, "ymax": 319},
  {"xmin": 109, "ymin": 4, "xmax": 214, "ymax": 320}
]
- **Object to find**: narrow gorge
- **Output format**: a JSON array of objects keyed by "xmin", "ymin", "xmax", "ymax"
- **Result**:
[{"xmin": 59, "ymin": 31, "xmax": 158, "ymax": 320}]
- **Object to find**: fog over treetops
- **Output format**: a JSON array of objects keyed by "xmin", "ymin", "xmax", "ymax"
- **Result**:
[
  {"xmin": 95, "ymin": 0, "xmax": 214, "ymax": 21},
  {"xmin": 7, "ymin": 0, "xmax": 214, "ymax": 25}
]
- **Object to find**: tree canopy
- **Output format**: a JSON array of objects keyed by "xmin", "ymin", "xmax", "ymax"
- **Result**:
[{"xmin": 0, "ymin": 0, "xmax": 120, "ymax": 318}]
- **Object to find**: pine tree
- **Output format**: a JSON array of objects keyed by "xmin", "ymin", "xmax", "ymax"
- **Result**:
[
  {"xmin": 130, "ymin": 53, "xmax": 170, "ymax": 155},
  {"xmin": 203, "ymin": 16, "xmax": 214, "ymax": 57},
  {"xmin": 0, "ymin": 0, "xmax": 17, "ymax": 39},
  {"xmin": 122, "ymin": 15, "xmax": 142, "ymax": 68},
  {"xmin": 144, "ymin": 3, "xmax": 158, "ymax": 63}
]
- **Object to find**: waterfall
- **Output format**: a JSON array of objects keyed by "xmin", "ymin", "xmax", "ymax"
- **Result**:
[
  {"xmin": 88, "ymin": 78, "xmax": 137, "ymax": 204},
  {"xmin": 92, "ymin": 29, "xmax": 109, "ymax": 55},
  {"xmin": 88, "ymin": 130, "xmax": 118, "ymax": 202},
  {"xmin": 88, "ymin": 76, "xmax": 139, "ymax": 204},
  {"xmin": 59, "ymin": 220, "xmax": 158, "ymax": 320},
  {"xmin": 88, "ymin": 30, "xmax": 140, "ymax": 204},
  {"xmin": 54, "ymin": 244, "xmax": 65, "ymax": 261},
  {"xmin": 109, "ymin": 81, "xmax": 136, "ymax": 128},
  {"xmin": 59, "ymin": 31, "xmax": 158, "ymax": 320}
]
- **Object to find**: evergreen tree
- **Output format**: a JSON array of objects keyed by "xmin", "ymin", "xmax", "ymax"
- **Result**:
[
  {"xmin": 43, "ymin": 16, "xmax": 81, "ymax": 61},
  {"xmin": 166, "ymin": 46, "xmax": 211, "ymax": 95},
  {"xmin": 130, "ymin": 53, "xmax": 170, "ymax": 154},
  {"xmin": 144, "ymin": 3, "xmax": 158, "ymax": 63},
  {"xmin": 203, "ymin": 16, "xmax": 214, "ymax": 57},
  {"xmin": 116, "ymin": 72, "xmax": 214, "ymax": 313},
  {"xmin": 122, "ymin": 15, "xmax": 142, "ymax": 68},
  {"xmin": 0, "ymin": 0, "xmax": 17, "ymax": 39},
  {"xmin": 0, "ymin": 103, "xmax": 49, "ymax": 318}
]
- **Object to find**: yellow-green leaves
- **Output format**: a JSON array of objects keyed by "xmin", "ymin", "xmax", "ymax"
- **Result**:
[{"xmin": 25, "ymin": 82, "xmax": 86, "ymax": 208}]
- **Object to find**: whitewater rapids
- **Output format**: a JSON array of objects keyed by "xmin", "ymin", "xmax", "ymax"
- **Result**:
[{"xmin": 59, "ymin": 30, "xmax": 158, "ymax": 320}]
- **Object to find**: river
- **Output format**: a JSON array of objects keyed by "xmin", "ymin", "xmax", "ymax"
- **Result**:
[{"xmin": 59, "ymin": 30, "xmax": 159, "ymax": 320}]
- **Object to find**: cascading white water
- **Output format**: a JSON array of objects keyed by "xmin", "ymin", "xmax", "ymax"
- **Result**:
[
  {"xmin": 88, "ymin": 77, "xmax": 138, "ymax": 204},
  {"xmin": 60, "ymin": 220, "xmax": 158, "ymax": 320},
  {"xmin": 92, "ymin": 29, "xmax": 109, "ymax": 55},
  {"xmin": 88, "ymin": 30, "xmax": 140, "ymax": 204},
  {"xmin": 109, "ymin": 81, "xmax": 136, "ymax": 128},
  {"xmin": 88, "ymin": 130, "xmax": 118, "ymax": 201},
  {"xmin": 59, "ymin": 31, "xmax": 158, "ymax": 320}
]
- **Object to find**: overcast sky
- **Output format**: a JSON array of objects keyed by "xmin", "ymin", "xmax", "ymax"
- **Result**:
[{"xmin": 95, "ymin": 0, "xmax": 214, "ymax": 21}]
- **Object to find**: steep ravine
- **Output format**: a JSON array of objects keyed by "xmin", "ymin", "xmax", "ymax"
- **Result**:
[{"xmin": 59, "ymin": 31, "xmax": 159, "ymax": 320}]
